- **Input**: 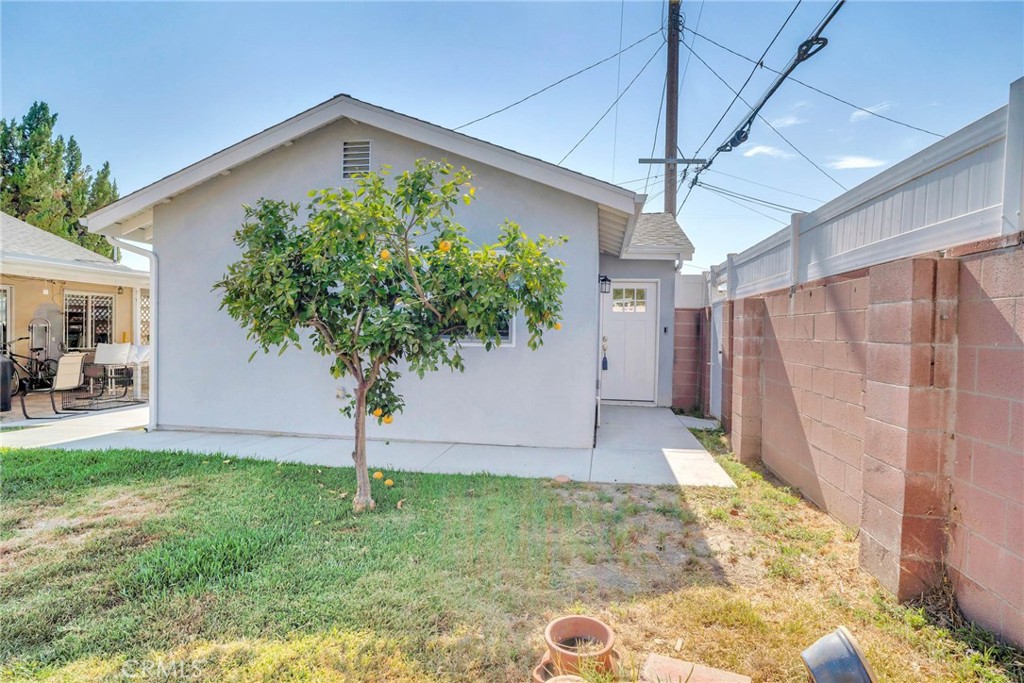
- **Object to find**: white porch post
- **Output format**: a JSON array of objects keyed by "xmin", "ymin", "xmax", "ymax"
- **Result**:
[{"xmin": 131, "ymin": 287, "xmax": 142, "ymax": 399}]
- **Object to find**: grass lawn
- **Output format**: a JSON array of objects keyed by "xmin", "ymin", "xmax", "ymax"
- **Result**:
[{"xmin": 1, "ymin": 435, "xmax": 1021, "ymax": 682}]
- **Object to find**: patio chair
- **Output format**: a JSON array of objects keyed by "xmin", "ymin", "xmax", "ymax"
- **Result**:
[
  {"xmin": 91, "ymin": 342, "xmax": 133, "ymax": 398},
  {"xmin": 19, "ymin": 352, "xmax": 87, "ymax": 419}
]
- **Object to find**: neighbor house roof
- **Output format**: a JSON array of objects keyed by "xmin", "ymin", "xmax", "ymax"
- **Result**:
[
  {"xmin": 620, "ymin": 212, "xmax": 695, "ymax": 261},
  {"xmin": 80, "ymin": 94, "xmax": 694, "ymax": 258},
  {"xmin": 1, "ymin": 211, "xmax": 149, "ymax": 287}
]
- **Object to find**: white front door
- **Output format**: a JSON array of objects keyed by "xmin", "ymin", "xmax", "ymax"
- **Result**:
[{"xmin": 600, "ymin": 280, "xmax": 658, "ymax": 402}]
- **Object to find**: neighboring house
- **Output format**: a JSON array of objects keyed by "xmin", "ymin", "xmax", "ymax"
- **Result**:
[
  {"xmin": 0, "ymin": 211, "xmax": 150, "ymax": 361},
  {"xmin": 81, "ymin": 95, "xmax": 693, "ymax": 448}
]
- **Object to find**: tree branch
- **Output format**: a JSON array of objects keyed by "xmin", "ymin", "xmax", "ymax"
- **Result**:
[{"xmin": 400, "ymin": 209, "xmax": 443, "ymax": 321}]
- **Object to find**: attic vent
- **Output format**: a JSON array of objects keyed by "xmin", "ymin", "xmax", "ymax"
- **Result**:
[{"xmin": 342, "ymin": 140, "xmax": 371, "ymax": 178}]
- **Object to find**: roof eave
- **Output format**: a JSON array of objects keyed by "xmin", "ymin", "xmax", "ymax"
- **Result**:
[
  {"xmin": 618, "ymin": 247, "xmax": 693, "ymax": 261},
  {"xmin": 1, "ymin": 253, "xmax": 150, "ymax": 287},
  {"xmin": 84, "ymin": 95, "xmax": 640, "ymax": 234}
]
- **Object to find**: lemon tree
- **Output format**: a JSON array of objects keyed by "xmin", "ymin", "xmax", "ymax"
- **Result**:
[{"xmin": 216, "ymin": 160, "xmax": 567, "ymax": 511}]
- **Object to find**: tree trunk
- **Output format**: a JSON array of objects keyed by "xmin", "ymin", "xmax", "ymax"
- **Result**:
[{"xmin": 351, "ymin": 382, "xmax": 375, "ymax": 512}]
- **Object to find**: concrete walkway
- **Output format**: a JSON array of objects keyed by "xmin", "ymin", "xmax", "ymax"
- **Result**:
[{"xmin": 0, "ymin": 405, "xmax": 733, "ymax": 487}]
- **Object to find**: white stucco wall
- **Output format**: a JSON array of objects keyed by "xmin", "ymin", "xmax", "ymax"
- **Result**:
[
  {"xmin": 153, "ymin": 119, "xmax": 603, "ymax": 448},
  {"xmin": 597, "ymin": 254, "xmax": 676, "ymax": 407}
]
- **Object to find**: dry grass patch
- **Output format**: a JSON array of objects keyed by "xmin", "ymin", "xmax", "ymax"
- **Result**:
[{"xmin": 0, "ymin": 483, "xmax": 187, "ymax": 573}]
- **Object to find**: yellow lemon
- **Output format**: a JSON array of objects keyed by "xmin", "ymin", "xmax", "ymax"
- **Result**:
[
  {"xmin": 383, "ymin": 415, "xmax": 394, "ymax": 425},
  {"xmin": 439, "ymin": 240, "xmax": 451, "ymax": 253},
  {"xmin": 380, "ymin": 249, "xmax": 391, "ymax": 261},
  {"xmin": 384, "ymin": 479, "xmax": 394, "ymax": 487},
  {"xmin": 554, "ymin": 322, "xmax": 562, "ymax": 330},
  {"xmin": 373, "ymin": 471, "xmax": 383, "ymax": 480},
  {"xmin": 372, "ymin": 408, "xmax": 383, "ymax": 417}
]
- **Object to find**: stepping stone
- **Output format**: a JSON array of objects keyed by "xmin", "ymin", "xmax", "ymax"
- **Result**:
[{"xmin": 640, "ymin": 653, "xmax": 751, "ymax": 683}]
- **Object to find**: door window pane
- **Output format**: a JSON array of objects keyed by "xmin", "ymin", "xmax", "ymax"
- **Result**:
[
  {"xmin": 65, "ymin": 294, "xmax": 88, "ymax": 350},
  {"xmin": 610, "ymin": 286, "xmax": 648, "ymax": 313},
  {"xmin": 64, "ymin": 293, "xmax": 116, "ymax": 350},
  {"xmin": 91, "ymin": 296, "xmax": 114, "ymax": 345}
]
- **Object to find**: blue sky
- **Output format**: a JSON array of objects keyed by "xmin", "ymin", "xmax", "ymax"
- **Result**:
[{"xmin": 3, "ymin": 1, "xmax": 1022, "ymax": 272}]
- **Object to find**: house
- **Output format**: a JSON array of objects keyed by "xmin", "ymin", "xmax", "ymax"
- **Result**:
[
  {"xmin": 80, "ymin": 95, "xmax": 694, "ymax": 448},
  {"xmin": 0, "ymin": 211, "xmax": 150, "ymax": 361}
]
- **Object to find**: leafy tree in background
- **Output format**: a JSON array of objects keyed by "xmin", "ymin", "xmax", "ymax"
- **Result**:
[
  {"xmin": 1, "ymin": 101, "xmax": 119, "ymax": 258},
  {"xmin": 216, "ymin": 160, "xmax": 567, "ymax": 511}
]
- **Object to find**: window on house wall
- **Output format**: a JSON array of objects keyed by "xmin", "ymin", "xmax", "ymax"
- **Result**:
[
  {"xmin": 441, "ymin": 312, "xmax": 514, "ymax": 346},
  {"xmin": 0, "ymin": 286, "xmax": 11, "ymax": 347},
  {"xmin": 342, "ymin": 141, "xmax": 371, "ymax": 178},
  {"xmin": 64, "ymin": 293, "xmax": 115, "ymax": 350}
]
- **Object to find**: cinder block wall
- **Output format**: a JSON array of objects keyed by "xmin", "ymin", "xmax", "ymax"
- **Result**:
[
  {"xmin": 947, "ymin": 244, "xmax": 1023, "ymax": 642},
  {"xmin": 698, "ymin": 241, "xmax": 1023, "ymax": 646},
  {"xmin": 671, "ymin": 309, "xmax": 702, "ymax": 412},
  {"xmin": 758, "ymin": 275, "xmax": 869, "ymax": 527}
]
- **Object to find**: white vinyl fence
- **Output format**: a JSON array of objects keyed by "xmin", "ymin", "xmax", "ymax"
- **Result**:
[{"xmin": 697, "ymin": 77, "xmax": 1023, "ymax": 304}]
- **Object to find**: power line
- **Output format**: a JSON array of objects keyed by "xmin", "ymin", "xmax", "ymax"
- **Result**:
[
  {"xmin": 681, "ymin": 23, "xmax": 943, "ymax": 137},
  {"xmin": 705, "ymin": 167, "xmax": 825, "ymax": 203},
  {"xmin": 559, "ymin": 40, "xmax": 666, "ymax": 165},
  {"xmin": 611, "ymin": 0, "xmax": 627, "ymax": 180},
  {"xmin": 706, "ymin": 0, "xmax": 846, "ymax": 168},
  {"xmin": 646, "ymin": 167, "xmax": 690, "ymax": 212},
  {"xmin": 454, "ymin": 29, "xmax": 662, "ymax": 131},
  {"xmin": 678, "ymin": 0, "xmax": 705, "ymax": 94},
  {"xmin": 642, "ymin": 73, "xmax": 669, "ymax": 196},
  {"xmin": 697, "ymin": 181, "xmax": 806, "ymax": 213},
  {"xmin": 693, "ymin": 0, "xmax": 803, "ymax": 157},
  {"xmin": 682, "ymin": 42, "xmax": 847, "ymax": 191},
  {"xmin": 699, "ymin": 184, "xmax": 789, "ymax": 225}
]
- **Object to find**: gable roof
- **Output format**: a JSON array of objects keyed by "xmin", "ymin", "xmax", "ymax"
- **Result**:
[
  {"xmin": 620, "ymin": 212, "xmax": 694, "ymax": 261},
  {"xmin": 80, "ymin": 94, "xmax": 657, "ymax": 256},
  {"xmin": 2, "ymin": 211, "xmax": 149, "ymax": 286}
]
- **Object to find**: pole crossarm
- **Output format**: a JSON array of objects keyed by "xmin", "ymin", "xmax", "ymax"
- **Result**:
[{"xmin": 639, "ymin": 158, "xmax": 707, "ymax": 165}]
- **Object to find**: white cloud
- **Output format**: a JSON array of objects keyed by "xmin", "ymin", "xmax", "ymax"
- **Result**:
[
  {"xmin": 742, "ymin": 145, "xmax": 793, "ymax": 159},
  {"xmin": 850, "ymin": 102, "xmax": 892, "ymax": 123},
  {"xmin": 827, "ymin": 156, "xmax": 887, "ymax": 170},
  {"xmin": 769, "ymin": 114, "xmax": 806, "ymax": 129}
]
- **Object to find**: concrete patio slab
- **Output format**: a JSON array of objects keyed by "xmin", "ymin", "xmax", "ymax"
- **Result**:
[
  {"xmin": 2, "ymin": 405, "xmax": 734, "ymax": 488},
  {"xmin": 277, "ymin": 437, "xmax": 454, "ymax": 472},
  {"xmin": 598, "ymin": 405, "xmax": 705, "ymax": 450},
  {"xmin": 0, "ymin": 406, "xmax": 148, "ymax": 448},
  {"xmin": 591, "ymin": 446, "xmax": 735, "ymax": 487},
  {"xmin": 423, "ymin": 443, "xmax": 593, "ymax": 480},
  {"xmin": 593, "ymin": 406, "xmax": 734, "ymax": 487}
]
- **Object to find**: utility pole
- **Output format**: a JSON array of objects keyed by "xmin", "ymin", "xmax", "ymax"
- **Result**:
[
  {"xmin": 665, "ymin": 0, "xmax": 681, "ymax": 214},
  {"xmin": 639, "ymin": 0, "xmax": 705, "ymax": 215}
]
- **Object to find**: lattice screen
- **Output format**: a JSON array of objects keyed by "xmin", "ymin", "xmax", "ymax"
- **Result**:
[{"xmin": 140, "ymin": 289, "xmax": 151, "ymax": 345}]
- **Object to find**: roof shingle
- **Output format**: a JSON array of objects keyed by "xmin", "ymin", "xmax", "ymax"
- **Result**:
[
  {"xmin": 629, "ymin": 212, "xmax": 694, "ymax": 253},
  {"xmin": 1, "ymin": 211, "xmax": 135, "ymax": 270}
]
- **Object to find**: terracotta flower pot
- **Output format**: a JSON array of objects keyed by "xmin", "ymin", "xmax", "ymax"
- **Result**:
[{"xmin": 544, "ymin": 615, "xmax": 616, "ymax": 676}]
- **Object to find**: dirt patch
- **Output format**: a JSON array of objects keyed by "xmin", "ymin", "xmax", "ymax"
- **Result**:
[
  {"xmin": 554, "ymin": 483, "xmax": 728, "ymax": 599},
  {"xmin": 0, "ymin": 482, "xmax": 190, "ymax": 572}
]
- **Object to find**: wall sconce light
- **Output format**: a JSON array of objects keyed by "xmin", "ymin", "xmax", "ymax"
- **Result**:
[
  {"xmin": 117, "ymin": 286, "xmax": 124, "ymax": 295},
  {"xmin": 599, "ymin": 275, "xmax": 612, "ymax": 294}
]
